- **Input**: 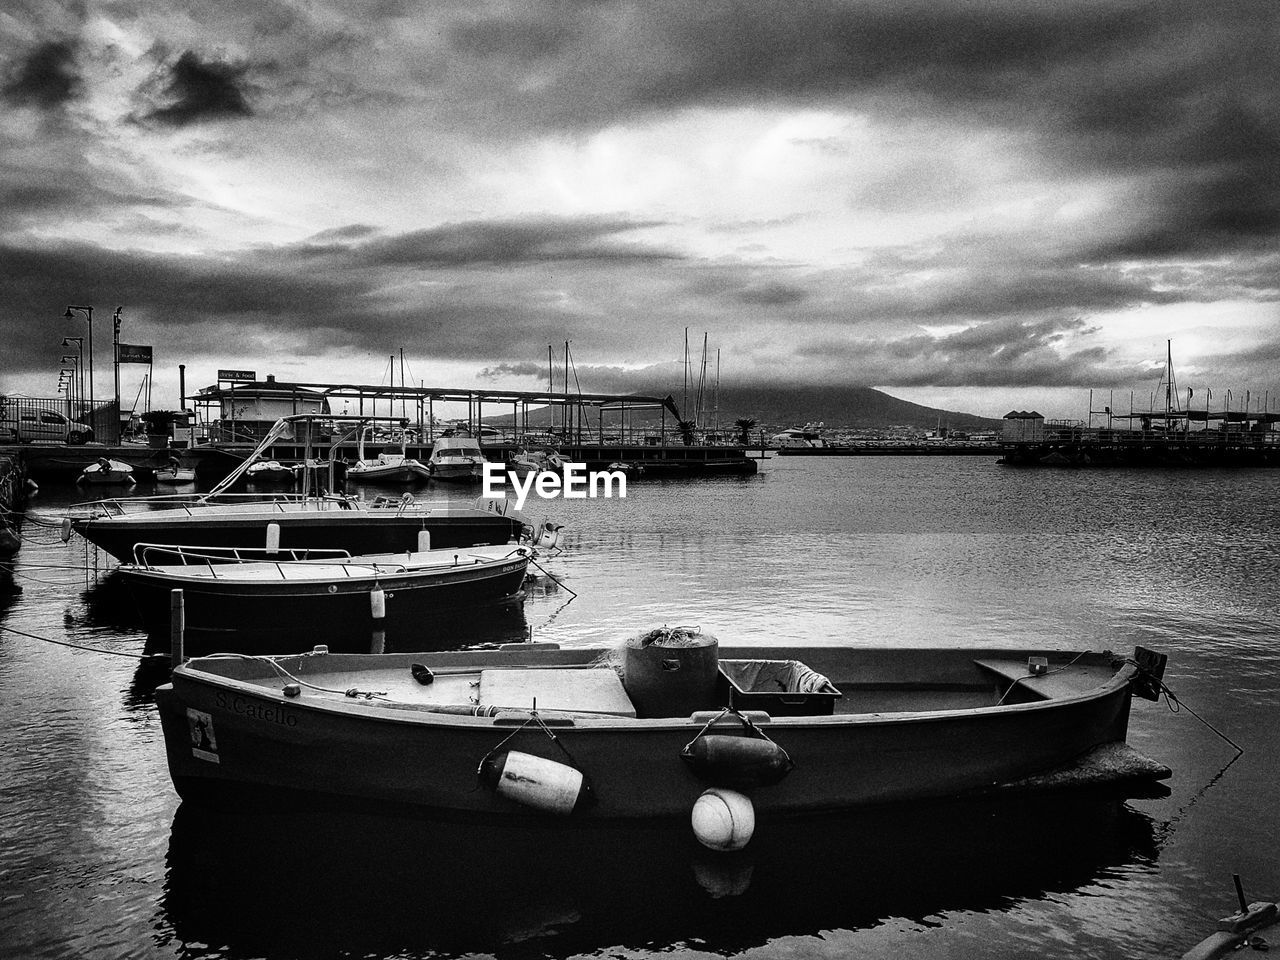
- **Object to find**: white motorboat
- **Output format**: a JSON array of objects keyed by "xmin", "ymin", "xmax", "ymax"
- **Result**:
[
  {"xmin": 349, "ymin": 429, "xmax": 432, "ymax": 484},
  {"xmin": 427, "ymin": 436, "xmax": 486, "ymax": 483}
]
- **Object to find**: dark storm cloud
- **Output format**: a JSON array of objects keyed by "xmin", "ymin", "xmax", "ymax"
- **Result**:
[
  {"xmin": 0, "ymin": 217, "xmax": 682, "ymax": 379},
  {"xmin": 0, "ymin": 156, "xmax": 192, "ymax": 230},
  {"xmin": 134, "ymin": 51, "xmax": 253, "ymax": 126},
  {"xmin": 736, "ymin": 282, "xmax": 809, "ymax": 307},
  {"xmin": 353, "ymin": 217, "xmax": 682, "ymax": 267},
  {"xmin": 446, "ymin": 1, "xmax": 1280, "ymax": 258},
  {"xmin": 792, "ymin": 317, "xmax": 1146, "ymax": 388},
  {"xmin": 2, "ymin": 39, "xmax": 81, "ymax": 110},
  {"xmin": 306, "ymin": 224, "xmax": 381, "ymax": 243}
]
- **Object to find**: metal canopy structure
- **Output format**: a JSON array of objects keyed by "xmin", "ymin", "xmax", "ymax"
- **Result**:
[{"xmin": 190, "ymin": 377, "xmax": 684, "ymax": 445}]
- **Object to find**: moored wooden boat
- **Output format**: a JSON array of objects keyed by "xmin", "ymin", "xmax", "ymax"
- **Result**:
[
  {"xmin": 155, "ymin": 459, "xmax": 197, "ymax": 485},
  {"xmin": 78, "ymin": 458, "xmax": 136, "ymax": 486},
  {"xmin": 155, "ymin": 642, "xmax": 1170, "ymax": 821},
  {"xmin": 121, "ymin": 543, "xmax": 532, "ymax": 636},
  {"xmin": 69, "ymin": 494, "xmax": 528, "ymax": 561}
]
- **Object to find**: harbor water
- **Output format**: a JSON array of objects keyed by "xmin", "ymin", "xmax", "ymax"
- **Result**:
[{"xmin": 2, "ymin": 455, "xmax": 1278, "ymax": 959}]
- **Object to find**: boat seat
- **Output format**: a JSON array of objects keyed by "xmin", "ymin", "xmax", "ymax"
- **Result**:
[
  {"xmin": 972, "ymin": 659, "xmax": 1093, "ymax": 701},
  {"xmin": 478, "ymin": 667, "xmax": 637, "ymax": 717}
]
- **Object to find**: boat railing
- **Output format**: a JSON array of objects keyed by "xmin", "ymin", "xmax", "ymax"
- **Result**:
[
  {"xmin": 134, "ymin": 542, "xmax": 353, "ymax": 568},
  {"xmin": 76, "ymin": 491, "xmax": 314, "ymax": 518}
]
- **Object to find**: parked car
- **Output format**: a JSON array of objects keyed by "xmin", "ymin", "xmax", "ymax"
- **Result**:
[{"xmin": 0, "ymin": 400, "xmax": 94, "ymax": 444}]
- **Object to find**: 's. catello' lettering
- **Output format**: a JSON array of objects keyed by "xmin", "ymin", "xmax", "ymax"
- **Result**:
[{"xmin": 214, "ymin": 690, "xmax": 297, "ymax": 726}]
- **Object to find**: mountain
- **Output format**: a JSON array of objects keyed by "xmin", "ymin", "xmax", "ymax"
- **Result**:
[
  {"xmin": 485, "ymin": 384, "xmax": 1002, "ymax": 432},
  {"xmin": 689, "ymin": 384, "xmax": 1004, "ymax": 432}
]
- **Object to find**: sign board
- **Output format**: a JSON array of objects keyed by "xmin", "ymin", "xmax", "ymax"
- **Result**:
[
  {"xmin": 117, "ymin": 343, "xmax": 153, "ymax": 364},
  {"xmin": 217, "ymin": 369, "xmax": 256, "ymax": 382}
]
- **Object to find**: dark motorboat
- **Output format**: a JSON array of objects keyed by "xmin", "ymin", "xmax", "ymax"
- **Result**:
[
  {"xmin": 120, "ymin": 543, "xmax": 532, "ymax": 637},
  {"xmin": 70, "ymin": 493, "xmax": 527, "ymax": 561}
]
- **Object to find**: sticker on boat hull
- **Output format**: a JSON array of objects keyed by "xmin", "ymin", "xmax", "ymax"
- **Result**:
[{"xmin": 187, "ymin": 708, "xmax": 220, "ymax": 764}]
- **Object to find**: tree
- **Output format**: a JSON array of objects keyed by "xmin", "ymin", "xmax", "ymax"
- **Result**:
[
  {"xmin": 675, "ymin": 419, "xmax": 696, "ymax": 446},
  {"xmin": 734, "ymin": 417, "xmax": 758, "ymax": 445}
]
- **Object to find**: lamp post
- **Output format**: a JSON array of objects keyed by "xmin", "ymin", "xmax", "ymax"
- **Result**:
[
  {"xmin": 59, "ymin": 367, "xmax": 78, "ymax": 419},
  {"xmin": 112, "ymin": 307, "xmax": 122, "ymax": 429},
  {"xmin": 60, "ymin": 355, "xmax": 79, "ymax": 418},
  {"xmin": 64, "ymin": 306, "xmax": 93, "ymax": 423},
  {"xmin": 61, "ymin": 336, "xmax": 84, "ymax": 419}
]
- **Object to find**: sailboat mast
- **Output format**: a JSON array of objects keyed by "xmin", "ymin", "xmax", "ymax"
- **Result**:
[{"xmin": 715, "ymin": 347, "xmax": 720, "ymax": 435}]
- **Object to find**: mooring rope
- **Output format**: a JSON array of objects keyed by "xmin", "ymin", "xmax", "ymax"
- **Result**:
[
  {"xmin": 1122, "ymin": 658, "xmax": 1245, "ymax": 756},
  {"xmin": 0, "ymin": 623, "xmax": 164, "ymax": 660},
  {"xmin": 527, "ymin": 554, "xmax": 577, "ymax": 598}
]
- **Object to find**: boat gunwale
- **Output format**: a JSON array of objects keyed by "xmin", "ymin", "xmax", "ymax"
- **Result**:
[
  {"xmin": 120, "ymin": 545, "xmax": 530, "ymax": 583},
  {"xmin": 166, "ymin": 646, "xmax": 1138, "ymax": 731}
]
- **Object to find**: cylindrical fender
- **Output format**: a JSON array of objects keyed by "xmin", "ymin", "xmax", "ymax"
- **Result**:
[
  {"xmin": 478, "ymin": 750, "xmax": 594, "ymax": 815},
  {"xmin": 682, "ymin": 734, "xmax": 794, "ymax": 788}
]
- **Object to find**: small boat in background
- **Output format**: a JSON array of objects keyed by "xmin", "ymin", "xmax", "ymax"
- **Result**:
[
  {"xmin": 504, "ymin": 449, "xmax": 566, "ymax": 477},
  {"xmin": 78, "ymin": 458, "xmax": 136, "ymax": 486},
  {"xmin": 348, "ymin": 429, "xmax": 432, "ymax": 484},
  {"xmin": 770, "ymin": 423, "xmax": 825, "ymax": 449},
  {"xmin": 156, "ymin": 458, "xmax": 197, "ymax": 485},
  {"xmin": 428, "ymin": 436, "xmax": 486, "ymax": 483},
  {"xmin": 245, "ymin": 460, "xmax": 296, "ymax": 485}
]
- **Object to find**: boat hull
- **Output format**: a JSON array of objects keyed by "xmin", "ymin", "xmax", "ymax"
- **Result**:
[
  {"xmin": 124, "ymin": 554, "xmax": 529, "ymax": 637},
  {"xmin": 347, "ymin": 464, "xmax": 433, "ymax": 484},
  {"xmin": 155, "ymin": 646, "xmax": 1144, "ymax": 820},
  {"xmin": 428, "ymin": 463, "xmax": 482, "ymax": 483},
  {"xmin": 76, "ymin": 509, "xmax": 523, "ymax": 562}
]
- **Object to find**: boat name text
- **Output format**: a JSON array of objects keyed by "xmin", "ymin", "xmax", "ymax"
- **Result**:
[
  {"xmin": 215, "ymin": 691, "xmax": 299, "ymax": 727},
  {"xmin": 482, "ymin": 462, "xmax": 626, "ymax": 510}
]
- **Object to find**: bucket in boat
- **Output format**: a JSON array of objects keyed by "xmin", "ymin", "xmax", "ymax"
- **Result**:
[{"xmin": 621, "ymin": 626, "xmax": 720, "ymax": 719}]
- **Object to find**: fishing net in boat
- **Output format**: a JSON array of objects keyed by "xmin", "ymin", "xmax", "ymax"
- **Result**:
[{"xmin": 719, "ymin": 659, "xmax": 837, "ymax": 695}]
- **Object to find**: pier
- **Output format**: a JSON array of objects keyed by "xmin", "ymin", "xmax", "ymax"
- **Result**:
[{"xmin": 999, "ymin": 413, "xmax": 1280, "ymax": 468}]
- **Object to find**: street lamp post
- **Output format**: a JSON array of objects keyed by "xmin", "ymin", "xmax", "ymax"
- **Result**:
[
  {"xmin": 60, "ymin": 355, "xmax": 79, "ymax": 418},
  {"xmin": 112, "ymin": 307, "xmax": 122, "ymax": 432},
  {"xmin": 59, "ymin": 368, "xmax": 75, "ymax": 418},
  {"xmin": 64, "ymin": 306, "xmax": 93, "ymax": 426},
  {"xmin": 60, "ymin": 337, "xmax": 84, "ymax": 419}
]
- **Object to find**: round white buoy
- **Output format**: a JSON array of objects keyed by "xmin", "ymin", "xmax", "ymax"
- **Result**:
[
  {"xmin": 691, "ymin": 787, "xmax": 755, "ymax": 851},
  {"xmin": 60, "ymin": 516, "xmax": 73, "ymax": 542},
  {"xmin": 265, "ymin": 522, "xmax": 281, "ymax": 554},
  {"xmin": 417, "ymin": 529, "xmax": 431, "ymax": 551},
  {"xmin": 370, "ymin": 584, "xmax": 386, "ymax": 619}
]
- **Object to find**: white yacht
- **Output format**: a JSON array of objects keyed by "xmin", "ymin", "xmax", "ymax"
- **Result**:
[
  {"xmin": 427, "ymin": 436, "xmax": 487, "ymax": 483},
  {"xmin": 770, "ymin": 422, "xmax": 826, "ymax": 448}
]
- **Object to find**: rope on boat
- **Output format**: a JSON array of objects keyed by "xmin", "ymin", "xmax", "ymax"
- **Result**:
[
  {"xmin": 0, "ymin": 623, "xmax": 164, "ymax": 661},
  {"xmin": 476, "ymin": 708, "xmax": 584, "ymax": 784},
  {"xmin": 527, "ymin": 554, "xmax": 577, "ymax": 598},
  {"xmin": 993, "ymin": 650, "xmax": 1091, "ymax": 706},
  {"xmin": 1123, "ymin": 657, "xmax": 1245, "ymax": 756},
  {"xmin": 197, "ymin": 652, "xmax": 391, "ymax": 700}
]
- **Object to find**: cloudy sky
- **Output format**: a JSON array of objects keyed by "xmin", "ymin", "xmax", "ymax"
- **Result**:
[{"xmin": 2, "ymin": 0, "xmax": 1278, "ymax": 419}]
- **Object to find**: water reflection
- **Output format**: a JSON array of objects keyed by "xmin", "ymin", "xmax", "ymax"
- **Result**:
[
  {"xmin": 160, "ymin": 793, "xmax": 1158, "ymax": 959},
  {"xmin": 80, "ymin": 569, "xmax": 145, "ymax": 630}
]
